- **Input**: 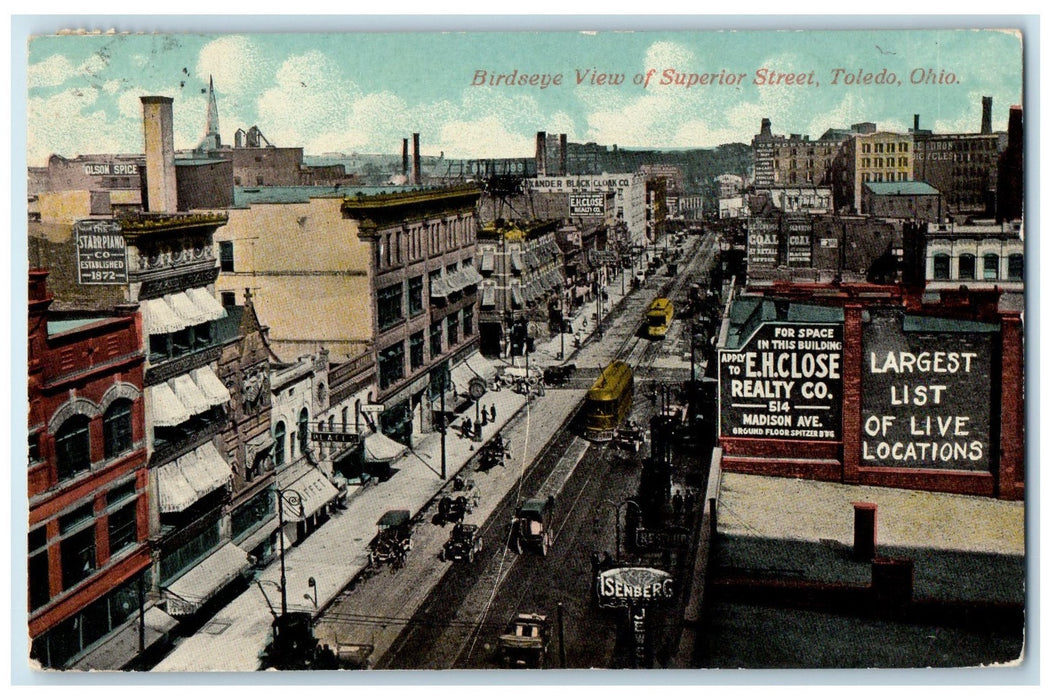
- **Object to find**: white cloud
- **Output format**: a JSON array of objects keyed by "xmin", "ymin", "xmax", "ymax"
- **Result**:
[
  {"xmin": 437, "ymin": 115, "xmax": 535, "ymax": 159},
  {"xmin": 27, "ymin": 54, "xmax": 76, "ymax": 89},
  {"xmin": 27, "ymin": 89, "xmax": 138, "ymax": 164},
  {"xmin": 196, "ymin": 36, "xmax": 262, "ymax": 95}
]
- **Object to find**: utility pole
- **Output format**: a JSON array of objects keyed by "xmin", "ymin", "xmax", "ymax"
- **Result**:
[{"xmin": 440, "ymin": 373, "xmax": 447, "ymax": 480}]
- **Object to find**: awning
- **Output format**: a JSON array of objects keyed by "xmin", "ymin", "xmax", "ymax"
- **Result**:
[
  {"xmin": 481, "ymin": 284, "xmax": 496, "ymax": 308},
  {"xmin": 191, "ymin": 366, "xmax": 232, "ymax": 406},
  {"xmin": 480, "ymin": 251, "xmax": 495, "ymax": 272},
  {"xmin": 430, "ymin": 275, "xmax": 450, "ymax": 298},
  {"xmin": 363, "ymin": 431, "xmax": 408, "ymax": 463},
  {"xmin": 279, "ymin": 467, "xmax": 339, "ymax": 521},
  {"xmin": 163, "ymin": 542, "xmax": 252, "ymax": 617},
  {"xmin": 170, "ymin": 374, "xmax": 211, "ymax": 416},
  {"xmin": 445, "ymin": 269, "xmax": 468, "ymax": 293},
  {"xmin": 461, "ymin": 266, "xmax": 483, "ymax": 287},
  {"xmin": 511, "ymin": 285, "xmax": 524, "ymax": 307},
  {"xmin": 158, "ymin": 442, "xmax": 233, "ymax": 513},
  {"xmin": 166, "ymin": 291, "xmax": 212, "ymax": 327},
  {"xmin": 143, "ymin": 297, "xmax": 185, "ymax": 336},
  {"xmin": 510, "ymin": 250, "xmax": 523, "ymax": 272},
  {"xmin": 526, "ymin": 250, "xmax": 541, "ymax": 269},
  {"xmin": 186, "ymin": 286, "xmax": 228, "ymax": 323},
  {"xmin": 451, "ymin": 358, "xmax": 486, "ymax": 395},
  {"xmin": 150, "ymin": 382, "xmax": 191, "ymax": 427},
  {"xmin": 73, "ymin": 605, "xmax": 179, "ymax": 671}
]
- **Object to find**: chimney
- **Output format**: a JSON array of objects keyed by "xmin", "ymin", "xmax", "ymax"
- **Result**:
[
  {"xmin": 981, "ymin": 96, "xmax": 993, "ymax": 134},
  {"xmin": 140, "ymin": 96, "xmax": 178, "ymax": 213},
  {"xmin": 412, "ymin": 133, "xmax": 421, "ymax": 185},
  {"xmin": 559, "ymin": 133, "xmax": 568, "ymax": 176},
  {"xmin": 760, "ymin": 118, "xmax": 772, "ymax": 137},
  {"xmin": 536, "ymin": 131, "xmax": 548, "ymax": 176},
  {"xmin": 913, "ymin": 114, "xmax": 920, "ymax": 132},
  {"xmin": 402, "ymin": 138, "xmax": 409, "ymax": 177}
]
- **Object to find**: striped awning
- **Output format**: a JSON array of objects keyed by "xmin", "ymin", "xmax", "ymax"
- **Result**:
[
  {"xmin": 480, "ymin": 251, "xmax": 495, "ymax": 272},
  {"xmin": 157, "ymin": 442, "xmax": 233, "ymax": 513},
  {"xmin": 511, "ymin": 285, "xmax": 524, "ymax": 307},
  {"xmin": 163, "ymin": 543, "xmax": 251, "ymax": 617},
  {"xmin": 363, "ymin": 431, "xmax": 408, "ymax": 463},
  {"xmin": 510, "ymin": 250, "xmax": 523, "ymax": 272},
  {"xmin": 191, "ymin": 366, "xmax": 231, "ymax": 406},
  {"xmin": 461, "ymin": 266, "xmax": 483, "ymax": 287},
  {"xmin": 445, "ymin": 269, "xmax": 468, "ymax": 293},
  {"xmin": 481, "ymin": 284, "xmax": 496, "ymax": 308},
  {"xmin": 430, "ymin": 275, "xmax": 450, "ymax": 298},
  {"xmin": 143, "ymin": 297, "xmax": 185, "ymax": 336},
  {"xmin": 166, "ymin": 291, "xmax": 213, "ymax": 327},
  {"xmin": 150, "ymin": 381, "xmax": 191, "ymax": 427},
  {"xmin": 170, "ymin": 374, "xmax": 212, "ymax": 416},
  {"xmin": 276, "ymin": 464, "xmax": 340, "ymax": 521},
  {"xmin": 186, "ymin": 287, "xmax": 228, "ymax": 323}
]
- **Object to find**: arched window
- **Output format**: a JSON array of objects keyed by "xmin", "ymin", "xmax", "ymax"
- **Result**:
[
  {"xmin": 958, "ymin": 254, "xmax": 976, "ymax": 280},
  {"xmin": 55, "ymin": 415, "xmax": 92, "ymax": 480},
  {"xmin": 983, "ymin": 253, "xmax": 1000, "ymax": 280},
  {"xmin": 273, "ymin": 422, "xmax": 286, "ymax": 467},
  {"xmin": 932, "ymin": 253, "xmax": 951, "ymax": 280},
  {"xmin": 298, "ymin": 408, "xmax": 310, "ymax": 456},
  {"xmin": 103, "ymin": 399, "xmax": 134, "ymax": 459}
]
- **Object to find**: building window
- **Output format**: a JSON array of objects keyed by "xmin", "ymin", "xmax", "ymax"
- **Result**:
[
  {"xmin": 29, "ymin": 527, "xmax": 50, "ymax": 611},
  {"xmin": 430, "ymin": 321, "xmax": 443, "ymax": 358},
  {"xmin": 933, "ymin": 254, "xmax": 951, "ymax": 280},
  {"xmin": 160, "ymin": 522, "xmax": 220, "ymax": 585},
  {"xmin": 60, "ymin": 509, "xmax": 97, "ymax": 590},
  {"xmin": 379, "ymin": 342, "xmax": 405, "ymax": 391},
  {"xmin": 220, "ymin": 291, "xmax": 236, "ymax": 307},
  {"xmin": 298, "ymin": 408, "xmax": 310, "ymax": 456},
  {"xmin": 463, "ymin": 307, "xmax": 474, "ymax": 337},
  {"xmin": 958, "ymin": 254, "xmax": 976, "ymax": 280},
  {"xmin": 377, "ymin": 282, "xmax": 404, "ymax": 331},
  {"xmin": 231, "ymin": 489, "xmax": 273, "ymax": 541},
  {"xmin": 107, "ymin": 501, "xmax": 138, "ymax": 556},
  {"xmin": 273, "ymin": 422, "xmax": 286, "ymax": 467},
  {"xmin": 447, "ymin": 314, "xmax": 460, "ymax": 347},
  {"xmin": 408, "ymin": 276, "xmax": 424, "ymax": 316},
  {"xmin": 103, "ymin": 399, "xmax": 134, "ymax": 460},
  {"xmin": 1007, "ymin": 253, "xmax": 1023, "ymax": 280},
  {"xmin": 219, "ymin": 241, "xmax": 234, "ymax": 272},
  {"xmin": 410, "ymin": 331, "xmax": 425, "ymax": 370},
  {"xmin": 983, "ymin": 253, "xmax": 1000, "ymax": 280},
  {"xmin": 55, "ymin": 414, "xmax": 92, "ymax": 481},
  {"xmin": 341, "ymin": 407, "xmax": 348, "ymax": 433},
  {"xmin": 901, "ymin": 142, "xmax": 909, "ymax": 152}
]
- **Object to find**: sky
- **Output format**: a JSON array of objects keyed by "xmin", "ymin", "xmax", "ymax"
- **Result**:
[{"xmin": 22, "ymin": 24, "xmax": 1025, "ymax": 166}]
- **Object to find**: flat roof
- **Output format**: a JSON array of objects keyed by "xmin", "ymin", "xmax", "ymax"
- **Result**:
[
  {"xmin": 233, "ymin": 185, "xmax": 421, "ymax": 206},
  {"xmin": 864, "ymin": 181, "xmax": 940, "ymax": 196}
]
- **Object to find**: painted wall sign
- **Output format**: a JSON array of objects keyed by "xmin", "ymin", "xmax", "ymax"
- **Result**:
[
  {"xmin": 785, "ymin": 216, "xmax": 813, "ymax": 267},
  {"xmin": 569, "ymin": 193, "xmax": 606, "ymax": 216},
  {"xmin": 82, "ymin": 162, "xmax": 139, "ymax": 176},
  {"xmin": 74, "ymin": 219, "xmax": 127, "ymax": 285},
  {"xmin": 719, "ymin": 321, "xmax": 843, "ymax": 441},
  {"xmin": 860, "ymin": 312, "xmax": 994, "ymax": 471},
  {"xmin": 747, "ymin": 217, "xmax": 780, "ymax": 267}
]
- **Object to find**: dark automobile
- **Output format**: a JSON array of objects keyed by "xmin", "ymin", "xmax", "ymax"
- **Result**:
[{"xmin": 440, "ymin": 522, "xmax": 484, "ymax": 562}]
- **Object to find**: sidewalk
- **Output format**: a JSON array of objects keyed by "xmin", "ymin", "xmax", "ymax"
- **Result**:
[{"xmin": 153, "ymin": 241, "xmax": 660, "ymax": 672}]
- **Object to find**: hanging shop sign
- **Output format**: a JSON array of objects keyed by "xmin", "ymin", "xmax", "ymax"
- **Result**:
[{"xmin": 74, "ymin": 219, "xmax": 127, "ymax": 285}]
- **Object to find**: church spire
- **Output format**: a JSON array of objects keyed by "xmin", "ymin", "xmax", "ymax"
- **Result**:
[{"xmin": 196, "ymin": 75, "xmax": 222, "ymax": 152}]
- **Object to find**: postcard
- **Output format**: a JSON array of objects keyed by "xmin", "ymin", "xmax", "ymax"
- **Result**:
[{"xmin": 22, "ymin": 22, "xmax": 1027, "ymax": 676}]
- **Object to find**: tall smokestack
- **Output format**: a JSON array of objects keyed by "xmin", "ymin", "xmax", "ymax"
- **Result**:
[
  {"xmin": 412, "ymin": 133, "xmax": 421, "ymax": 185},
  {"xmin": 402, "ymin": 138, "xmax": 409, "ymax": 176},
  {"xmin": 760, "ymin": 118, "xmax": 772, "ymax": 137},
  {"xmin": 559, "ymin": 134, "xmax": 568, "ymax": 175},
  {"xmin": 141, "ymin": 96, "xmax": 178, "ymax": 213},
  {"xmin": 913, "ymin": 114, "xmax": 920, "ymax": 132},
  {"xmin": 981, "ymin": 96, "xmax": 993, "ymax": 134},
  {"xmin": 535, "ymin": 131, "xmax": 547, "ymax": 176}
]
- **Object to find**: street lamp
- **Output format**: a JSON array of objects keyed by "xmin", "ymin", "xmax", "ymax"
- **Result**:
[
  {"xmin": 605, "ymin": 498, "xmax": 641, "ymax": 560},
  {"xmin": 304, "ymin": 576, "xmax": 318, "ymax": 609},
  {"xmin": 276, "ymin": 488, "xmax": 304, "ymax": 617}
]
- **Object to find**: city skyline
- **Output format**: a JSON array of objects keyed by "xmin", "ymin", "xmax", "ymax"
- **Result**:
[{"xmin": 26, "ymin": 28, "xmax": 1023, "ymax": 167}]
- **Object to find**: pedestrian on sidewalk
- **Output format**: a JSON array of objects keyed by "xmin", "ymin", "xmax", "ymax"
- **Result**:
[
  {"xmin": 489, "ymin": 404, "xmax": 497, "ymax": 422},
  {"xmin": 460, "ymin": 417, "xmax": 473, "ymax": 439}
]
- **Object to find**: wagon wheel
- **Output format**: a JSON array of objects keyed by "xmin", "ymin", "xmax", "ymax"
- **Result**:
[
  {"xmin": 439, "ymin": 548, "xmax": 446, "ymax": 562},
  {"xmin": 541, "ymin": 532, "xmax": 550, "ymax": 557},
  {"xmin": 468, "ymin": 549, "xmax": 475, "ymax": 564},
  {"xmin": 477, "ymin": 537, "xmax": 483, "ymax": 553}
]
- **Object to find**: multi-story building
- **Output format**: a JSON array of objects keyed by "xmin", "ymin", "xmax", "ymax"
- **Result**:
[
  {"xmin": 27, "ymin": 270, "xmax": 163, "ymax": 670},
  {"xmin": 523, "ymin": 172, "xmax": 647, "ymax": 246},
  {"xmin": 751, "ymin": 118, "xmax": 851, "ymax": 188},
  {"xmin": 861, "ymin": 181, "xmax": 942, "ymax": 220},
  {"xmin": 215, "ymin": 186, "xmax": 483, "ymax": 448},
  {"xmin": 913, "ymin": 220, "xmax": 1024, "ymax": 291},
  {"xmin": 831, "ymin": 129, "xmax": 915, "ymax": 213},
  {"xmin": 476, "ymin": 219, "xmax": 564, "ymax": 358}
]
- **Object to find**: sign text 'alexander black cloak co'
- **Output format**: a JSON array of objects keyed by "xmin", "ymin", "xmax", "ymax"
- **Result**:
[{"xmin": 719, "ymin": 321, "xmax": 843, "ymax": 441}]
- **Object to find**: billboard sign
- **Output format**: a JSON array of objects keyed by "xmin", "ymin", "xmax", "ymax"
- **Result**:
[
  {"xmin": 719, "ymin": 321, "xmax": 843, "ymax": 441},
  {"xmin": 785, "ymin": 216, "xmax": 813, "ymax": 267},
  {"xmin": 747, "ymin": 217, "xmax": 780, "ymax": 267},
  {"xmin": 596, "ymin": 567, "xmax": 675, "ymax": 608},
  {"xmin": 569, "ymin": 193, "xmax": 606, "ymax": 216},
  {"xmin": 860, "ymin": 313, "xmax": 994, "ymax": 471},
  {"xmin": 74, "ymin": 219, "xmax": 127, "ymax": 285}
]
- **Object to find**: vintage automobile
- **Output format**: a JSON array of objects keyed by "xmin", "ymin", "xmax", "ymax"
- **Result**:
[
  {"xmin": 612, "ymin": 419, "xmax": 645, "ymax": 453},
  {"xmin": 368, "ymin": 509, "xmax": 413, "ymax": 569},
  {"xmin": 436, "ymin": 494, "xmax": 472, "ymax": 526},
  {"xmin": 509, "ymin": 496, "xmax": 555, "ymax": 556},
  {"xmin": 440, "ymin": 522, "xmax": 484, "ymax": 562},
  {"xmin": 496, "ymin": 613, "xmax": 550, "ymax": 668}
]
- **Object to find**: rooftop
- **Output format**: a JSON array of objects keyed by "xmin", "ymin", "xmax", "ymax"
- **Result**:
[{"xmin": 864, "ymin": 181, "xmax": 940, "ymax": 196}]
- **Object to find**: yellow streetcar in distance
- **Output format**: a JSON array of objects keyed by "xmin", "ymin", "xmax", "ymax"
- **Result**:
[
  {"xmin": 645, "ymin": 297, "xmax": 674, "ymax": 339},
  {"xmin": 583, "ymin": 360, "xmax": 634, "ymax": 442}
]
